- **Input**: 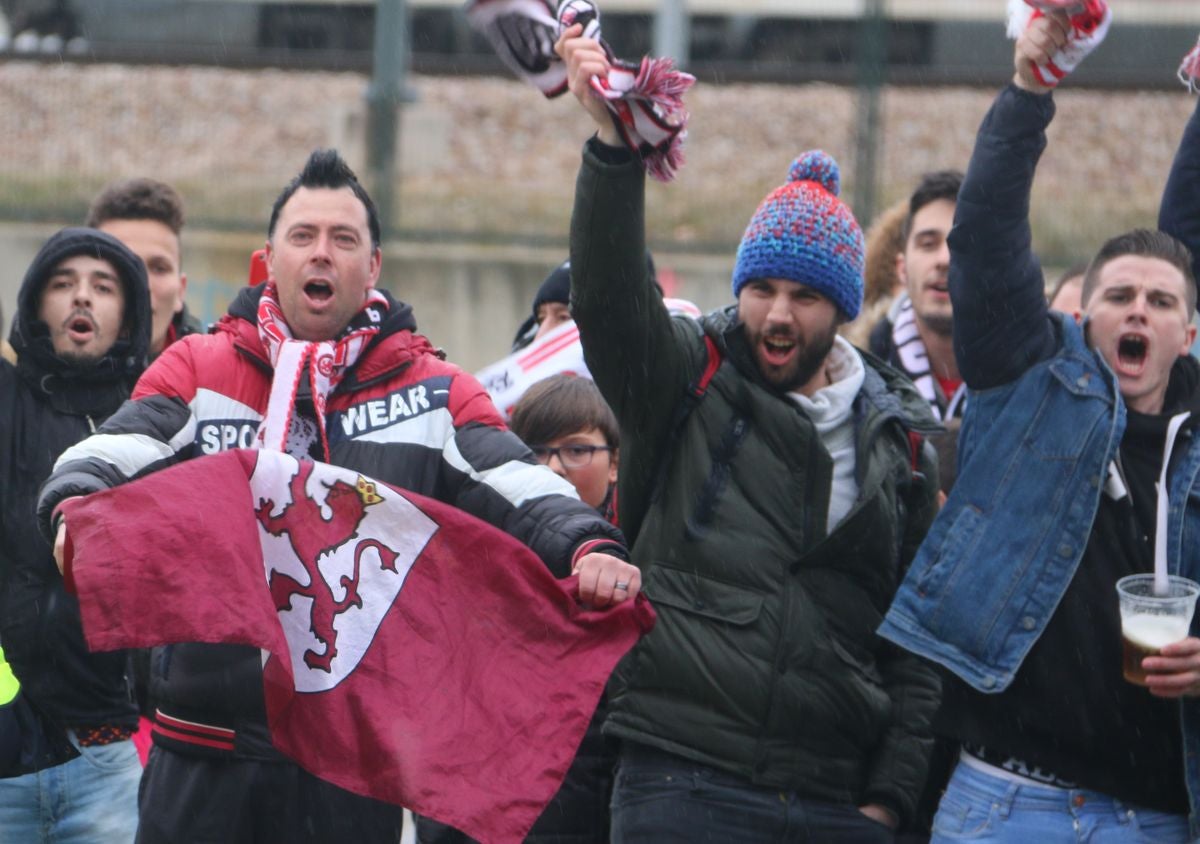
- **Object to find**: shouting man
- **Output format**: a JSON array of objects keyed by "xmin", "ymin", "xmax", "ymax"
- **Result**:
[{"xmin": 40, "ymin": 150, "xmax": 638, "ymax": 844}]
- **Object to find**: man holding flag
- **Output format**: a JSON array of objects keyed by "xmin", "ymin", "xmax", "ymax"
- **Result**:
[{"xmin": 38, "ymin": 149, "xmax": 642, "ymax": 844}]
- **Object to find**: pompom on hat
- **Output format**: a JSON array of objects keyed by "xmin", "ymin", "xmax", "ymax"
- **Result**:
[{"xmin": 732, "ymin": 151, "xmax": 865, "ymax": 320}]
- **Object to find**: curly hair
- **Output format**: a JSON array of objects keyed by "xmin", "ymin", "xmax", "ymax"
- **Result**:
[{"xmin": 86, "ymin": 178, "xmax": 185, "ymax": 235}]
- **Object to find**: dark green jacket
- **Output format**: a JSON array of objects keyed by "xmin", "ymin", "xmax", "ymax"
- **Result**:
[{"xmin": 570, "ymin": 140, "xmax": 942, "ymax": 825}]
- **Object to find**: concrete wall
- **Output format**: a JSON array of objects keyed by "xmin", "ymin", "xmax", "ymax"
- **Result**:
[{"xmin": 0, "ymin": 224, "xmax": 735, "ymax": 373}]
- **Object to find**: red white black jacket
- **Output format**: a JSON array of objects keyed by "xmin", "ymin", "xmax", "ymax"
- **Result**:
[{"xmin": 38, "ymin": 284, "xmax": 625, "ymax": 759}]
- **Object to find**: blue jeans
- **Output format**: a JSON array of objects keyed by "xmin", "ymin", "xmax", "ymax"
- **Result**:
[
  {"xmin": 0, "ymin": 735, "xmax": 140, "ymax": 844},
  {"xmin": 932, "ymin": 755, "xmax": 1194, "ymax": 843},
  {"xmin": 610, "ymin": 742, "xmax": 893, "ymax": 843}
]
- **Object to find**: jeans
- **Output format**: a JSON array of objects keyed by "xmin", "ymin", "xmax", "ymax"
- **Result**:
[
  {"xmin": 610, "ymin": 742, "xmax": 893, "ymax": 843},
  {"xmin": 0, "ymin": 735, "xmax": 140, "ymax": 844},
  {"xmin": 931, "ymin": 755, "xmax": 1194, "ymax": 843}
]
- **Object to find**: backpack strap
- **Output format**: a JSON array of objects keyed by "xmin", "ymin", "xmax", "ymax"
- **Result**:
[
  {"xmin": 673, "ymin": 333, "xmax": 722, "ymax": 437},
  {"xmin": 647, "ymin": 332, "xmax": 723, "ymax": 507},
  {"xmin": 689, "ymin": 334, "xmax": 722, "ymax": 400},
  {"xmin": 906, "ymin": 430, "xmax": 927, "ymax": 484}
]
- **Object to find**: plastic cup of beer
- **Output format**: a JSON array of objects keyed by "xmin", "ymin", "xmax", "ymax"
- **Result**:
[{"xmin": 1116, "ymin": 574, "xmax": 1200, "ymax": 686}]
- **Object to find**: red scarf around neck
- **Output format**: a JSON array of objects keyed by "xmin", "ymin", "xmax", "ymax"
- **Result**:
[{"xmin": 255, "ymin": 282, "xmax": 389, "ymax": 460}]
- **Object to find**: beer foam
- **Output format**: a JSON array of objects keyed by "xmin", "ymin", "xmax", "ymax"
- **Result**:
[{"xmin": 1122, "ymin": 614, "xmax": 1190, "ymax": 650}]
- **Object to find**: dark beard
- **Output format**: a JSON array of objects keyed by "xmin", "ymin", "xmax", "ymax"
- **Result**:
[
  {"xmin": 55, "ymin": 349, "xmax": 105, "ymax": 369},
  {"xmin": 756, "ymin": 322, "xmax": 838, "ymax": 394}
]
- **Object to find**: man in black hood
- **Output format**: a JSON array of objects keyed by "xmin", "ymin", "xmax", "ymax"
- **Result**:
[
  {"xmin": 0, "ymin": 227, "xmax": 150, "ymax": 843},
  {"xmin": 511, "ymin": 260, "xmax": 573, "ymax": 351}
]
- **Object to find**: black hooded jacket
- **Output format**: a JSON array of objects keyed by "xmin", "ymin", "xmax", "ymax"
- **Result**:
[{"xmin": 0, "ymin": 228, "xmax": 150, "ymax": 759}]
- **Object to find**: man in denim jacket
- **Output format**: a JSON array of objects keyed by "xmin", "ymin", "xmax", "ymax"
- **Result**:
[{"xmin": 880, "ymin": 12, "xmax": 1200, "ymax": 843}]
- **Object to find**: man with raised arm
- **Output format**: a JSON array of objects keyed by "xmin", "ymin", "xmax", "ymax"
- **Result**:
[
  {"xmin": 555, "ymin": 25, "xmax": 942, "ymax": 843},
  {"xmin": 880, "ymin": 12, "xmax": 1200, "ymax": 842},
  {"xmin": 1160, "ymin": 56, "xmax": 1200, "ymax": 295}
]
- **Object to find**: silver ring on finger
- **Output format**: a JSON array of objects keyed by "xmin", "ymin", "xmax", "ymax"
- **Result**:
[{"xmin": 615, "ymin": 580, "xmax": 630, "ymax": 591}]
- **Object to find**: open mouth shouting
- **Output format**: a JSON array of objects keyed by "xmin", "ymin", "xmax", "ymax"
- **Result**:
[
  {"xmin": 761, "ymin": 332, "xmax": 798, "ymax": 368},
  {"xmin": 65, "ymin": 312, "xmax": 97, "ymax": 344},
  {"xmin": 1115, "ymin": 333, "xmax": 1149, "ymax": 378},
  {"xmin": 303, "ymin": 278, "xmax": 335, "ymax": 305}
]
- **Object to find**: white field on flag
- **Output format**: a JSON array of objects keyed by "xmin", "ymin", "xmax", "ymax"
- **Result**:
[
  {"xmin": 63, "ymin": 447, "xmax": 655, "ymax": 843},
  {"xmin": 252, "ymin": 452, "xmax": 439, "ymax": 693}
]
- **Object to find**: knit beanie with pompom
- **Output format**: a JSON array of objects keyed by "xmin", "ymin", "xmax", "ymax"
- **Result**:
[{"xmin": 731, "ymin": 151, "xmax": 865, "ymax": 320}]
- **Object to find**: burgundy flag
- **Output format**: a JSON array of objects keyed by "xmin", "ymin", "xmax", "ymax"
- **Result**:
[{"xmin": 61, "ymin": 449, "xmax": 653, "ymax": 844}]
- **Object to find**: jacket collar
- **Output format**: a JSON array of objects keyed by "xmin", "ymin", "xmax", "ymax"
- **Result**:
[{"xmin": 216, "ymin": 283, "xmax": 431, "ymax": 386}]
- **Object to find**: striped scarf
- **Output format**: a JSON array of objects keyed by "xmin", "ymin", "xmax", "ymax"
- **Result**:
[
  {"xmin": 888, "ymin": 295, "xmax": 966, "ymax": 423},
  {"xmin": 1006, "ymin": 0, "xmax": 1111, "ymax": 89},
  {"xmin": 465, "ymin": 0, "xmax": 694, "ymax": 182},
  {"xmin": 1181, "ymin": 33, "xmax": 1200, "ymax": 92},
  {"xmin": 256, "ymin": 282, "xmax": 388, "ymax": 460}
]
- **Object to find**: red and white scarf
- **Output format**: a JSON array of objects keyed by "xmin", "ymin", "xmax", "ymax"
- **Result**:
[
  {"xmin": 256, "ymin": 282, "xmax": 388, "ymax": 460},
  {"xmin": 1006, "ymin": 0, "xmax": 1111, "ymax": 89},
  {"xmin": 465, "ymin": 0, "xmax": 695, "ymax": 182},
  {"xmin": 1181, "ymin": 33, "xmax": 1200, "ymax": 92}
]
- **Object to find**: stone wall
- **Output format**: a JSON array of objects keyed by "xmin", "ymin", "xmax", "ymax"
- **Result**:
[{"xmin": 0, "ymin": 60, "xmax": 1194, "ymax": 367}]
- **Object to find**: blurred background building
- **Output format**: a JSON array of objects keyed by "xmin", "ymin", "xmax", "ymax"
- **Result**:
[{"xmin": 0, "ymin": 0, "xmax": 1197, "ymax": 367}]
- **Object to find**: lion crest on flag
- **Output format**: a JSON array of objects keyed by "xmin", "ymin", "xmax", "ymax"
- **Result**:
[{"xmin": 251, "ymin": 453, "xmax": 438, "ymax": 692}]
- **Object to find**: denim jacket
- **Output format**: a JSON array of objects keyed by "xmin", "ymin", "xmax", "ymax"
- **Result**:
[
  {"xmin": 877, "ymin": 83, "xmax": 1200, "ymax": 835},
  {"xmin": 878, "ymin": 314, "xmax": 1133, "ymax": 692}
]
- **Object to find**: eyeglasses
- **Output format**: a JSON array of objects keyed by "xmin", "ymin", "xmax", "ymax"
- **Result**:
[{"xmin": 529, "ymin": 444, "xmax": 612, "ymax": 469}]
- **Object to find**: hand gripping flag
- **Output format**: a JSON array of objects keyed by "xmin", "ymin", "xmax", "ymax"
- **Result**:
[
  {"xmin": 464, "ymin": 0, "xmax": 695, "ymax": 182},
  {"xmin": 60, "ymin": 449, "xmax": 654, "ymax": 844},
  {"xmin": 1006, "ymin": 0, "xmax": 1112, "ymax": 89}
]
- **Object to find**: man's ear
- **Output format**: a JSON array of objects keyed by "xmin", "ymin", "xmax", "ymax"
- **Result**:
[
  {"xmin": 895, "ymin": 251, "xmax": 909, "ymax": 289},
  {"xmin": 1182, "ymin": 321, "xmax": 1197, "ymax": 356},
  {"xmin": 177, "ymin": 272, "xmax": 188, "ymax": 311},
  {"xmin": 368, "ymin": 247, "xmax": 382, "ymax": 289}
]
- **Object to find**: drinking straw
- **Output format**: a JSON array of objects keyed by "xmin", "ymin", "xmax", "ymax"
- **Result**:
[{"xmin": 1155, "ymin": 412, "xmax": 1192, "ymax": 596}]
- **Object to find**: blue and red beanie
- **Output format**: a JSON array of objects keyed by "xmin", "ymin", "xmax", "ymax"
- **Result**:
[{"xmin": 731, "ymin": 151, "xmax": 865, "ymax": 320}]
